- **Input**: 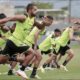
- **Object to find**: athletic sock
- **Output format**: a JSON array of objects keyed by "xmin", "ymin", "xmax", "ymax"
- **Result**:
[
  {"xmin": 0, "ymin": 50, "xmax": 2, "ymax": 54},
  {"xmin": 43, "ymin": 63, "xmax": 47, "ymax": 68},
  {"xmin": 31, "ymin": 67, "xmax": 37, "ymax": 76},
  {"xmin": 28, "ymin": 64, "xmax": 32, "ymax": 67},
  {"xmin": 47, "ymin": 63, "xmax": 50, "ymax": 67},
  {"xmin": 20, "ymin": 65, "xmax": 26, "ymax": 71},
  {"xmin": 55, "ymin": 62, "xmax": 60, "ymax": 68},
  {"xmin": 63, "ymin": 60, "xmax": 68, "ymax": 66}
]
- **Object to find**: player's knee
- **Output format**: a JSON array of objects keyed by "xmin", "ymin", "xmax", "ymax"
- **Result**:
[
  {"xmin": 28, "ymin": 48, "xmax": 35, "ymax": 56},
  {"xmin": 69, "ymin": 52, "xmax": 74, "ymax": 58},
  {"xmin": 71, "ymin": 53, "xmax": 74, "ymax": 58},
  {"xmin": 36, "ymin": 53, "xmax": 42, "ymax": 61}
]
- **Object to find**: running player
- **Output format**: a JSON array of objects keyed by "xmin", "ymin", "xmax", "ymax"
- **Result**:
[
  {"xmin": 40, "ymin": 25, "xmax": 80, "ymax": 72},
  {"xmin": 39, "ymin": 29, "xmax": 61, "ymax": 72},
  {"xmin": 23, "ymin": 15, "xmax": 53, "ymax": 79},
  {"xmin": 57, "ymin": 23, "xmax": 80, "ymax": 71},
  {"xmin": 0, "ymin": 13, "xmax": 17, "ymax": 75},
  {"xmin": 40, "ymin": 29, "xmax": 61, "ymax": 69},
  {"xmin": 0, "ymin": 3, "xmax": 53, "ymax": 80}
]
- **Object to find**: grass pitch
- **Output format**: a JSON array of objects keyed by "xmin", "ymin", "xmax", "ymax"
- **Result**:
[{"xmin": 0, "ymin": 45, "xmax": 80, "ymax": 80}]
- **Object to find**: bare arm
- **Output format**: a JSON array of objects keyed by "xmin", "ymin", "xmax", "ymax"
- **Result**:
[
  {"xmin": 69, "ymin": 27, "xmax": 74, "ymax": 39},
  {"xmin": 34, "ymin": 21, "xmax": 45, "ymax": 30},
  {"xmin": 0, "ymin": 15, "xmax": 26, "ymax": 24},
  {"xmin": 34, "ymin": 28, "xmax": 41, "ymax": 50},
  {"xmin": 73, "ymin": 36, "xmax": 80, "ymax": 41}
]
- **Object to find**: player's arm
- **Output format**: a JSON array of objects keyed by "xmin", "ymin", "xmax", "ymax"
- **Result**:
[
  {"xmin": 72, "ymin": 36, "xmax": 80, "ymax": 41},
  {"xmin": 0, "ymin": 15, "xmax": 26, "ymax": 24},
  {"xmin": 0, "ymin": 34, "xmax": 7, "ymax": 40},
  {"xmin": 34, "ymin": 28, "xmax": 41, "ymax": 50},
  {"xmin": 34, "ymin": 20, "xmax": 45, "ymax": 30},
  {"xmin": 67, "ymin": 27, "xmax": 80, "ymax": 41},
  {"xmin": 69, "ymin": 27, "xmax": 74, "ymax": 39}
]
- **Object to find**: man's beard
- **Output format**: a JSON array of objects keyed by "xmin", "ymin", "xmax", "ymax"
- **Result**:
[{"xmin": 31, "ymin": 13, "xmax": 36, "ymax": 17}]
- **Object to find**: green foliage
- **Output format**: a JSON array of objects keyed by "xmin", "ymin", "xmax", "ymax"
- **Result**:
[{"xmin": 34, "ymin": 2, "xmax": 53, "ymax": 9}]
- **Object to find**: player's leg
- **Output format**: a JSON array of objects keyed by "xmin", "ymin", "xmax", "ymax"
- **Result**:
[
  {"xmin": 43, "ymin": 53, "xmax": 57, "ymax": 68},
  {"xmin": 62, "ymin": 48, "xmax": 74, "ymax": 66},
  {"xmin": 59, "ymin": 46, "xmax": 74, "ymax": 71},
  {"xmin": 16, "ymin": 47, "xmax": 35, "ymax": 79},
  {"xmin": 26, "ymin": 56, "xmax": 36, "ymax": 70},
  {"xmin": 30, "ymin": 49, "xmax": 42, "ymax": 79},
  {"xmin": 57, "ymin": 54, "xmax": 62, "ymax": 62},
  {"xmin": 8, "ymin": 61, "xmax": 17, "ymax": 75},
  {"xmin": 41, "ymin": 50, "xmax": 52, "ymax": 68},
  {"xmin": 2, "ymin": 40, "xmax": 34, "ymax": 79},
  {"xmin": 0, "ymin": 55, "xmax": 9, "ymax": 64},
  {"xmin": 47, "ymin": 53, "xmax": 52, "ymax": 68}
]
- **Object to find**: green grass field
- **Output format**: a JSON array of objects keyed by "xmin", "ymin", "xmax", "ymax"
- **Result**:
[{"xmin": 0, "ymin": 45, "xmax": 80, "ymax": 80}]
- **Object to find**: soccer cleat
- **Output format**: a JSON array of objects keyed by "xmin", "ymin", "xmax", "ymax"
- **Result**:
[
  {"xmin": 16, "ymin": 69, "xmax": 29, "ymax": 80},
  {"xmin": 40, "ymin": 66, "xmax": 45, "ymax": 73},
  {"xmin": 30, "ymin": 74, "xmax": 41, "ymax": 79},
  {"xmin": 45, "ymin": 67, "xmax": 54, "ymax": 70},
  {"xmin": 26, "ymin": 67, "xmax": 33, "ymax": 71},
  {"xmin": 60, "ymin": 65, "xmax": 68, "ymax": 72},
  {"xmin": 35, "ymin": 75, "xmax": 41, "ymax": 79},
  {"xmin": 8, "ymin": 70, "xmax": 14, "ymax": 75}
]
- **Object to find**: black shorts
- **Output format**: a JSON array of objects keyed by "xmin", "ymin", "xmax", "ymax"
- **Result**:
[
  {"xmin": 59, "ymin": 46, "xmax": 70, "ymax": 56},
  {"xmin": 41, "ymin": 49, "xmax": 51, "ymax": 55},
  {"xmin": 32, "ymin": 44, "xmax": 39, "ymax": 49},
  {"xmin": 2, "ymin": 40, "xmax": 30, "ymax": 57}
]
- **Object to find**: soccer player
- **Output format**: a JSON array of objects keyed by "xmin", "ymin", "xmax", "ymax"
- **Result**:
[
  {"xmin": 40, "ymin": 25, "xmax": 80, "ymax": 72},
  {"xmin": 50, "ymin": 25, "xmax": 80, "ymax": 70},
  {"xmin": 42, "ymin": 29, "xmax": 61, "ymax": 69},
  {"xmin": 57, "ymin": 23, "xmax": 80, "ymax": 71},
  {"xmin": 39, "ymin": 29, "xmax": 61, "ymax": 72},
  {"xmin": 0, "ymin": 3, "xmax": 53, "ymax": 80},
  {"xmin": 0, "ymin": 13, "xmax": 17, "ymax": 75},
  {"xmin": 23, "ymin": 15, "xmax": 53, "ymax": 79},
  {"xmin": 0, "ymin": 13, "xmax": 12, "ymax": 49}
]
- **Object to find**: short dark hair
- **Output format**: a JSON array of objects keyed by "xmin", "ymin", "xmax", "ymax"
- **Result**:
[
  {"xmin": 0, "ymin": 13, "xmax": 6, "ymax": 19},
  {"xmin": 26, "ymin": 3, "xmax": 36, "ymax": 12},
  {"xmin": 54, "ymin": 28, "xmax": 61, "ymax": 32},
  {"xmin": 46, "ymin": 16, "xmax": 53, "ymax": 20}
]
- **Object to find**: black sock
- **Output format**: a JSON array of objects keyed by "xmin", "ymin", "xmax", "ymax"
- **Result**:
[
  {"xmin": 0, "ymin": 50, "xmax": 2, "ymax": 54},
  {"xmin": 43, "ymin": 63, "xmax": 47, "ymax": 68},
  {"xmin": 20, "ymin": 65, "xmax": 26, "ymax": 71},
  {"xmin": 63, "ymin": 60, "xmax": 68, "ymax": 66},
  {"xmin": 31, "ymin": 67, "xmax": 37, "ymax": 76},
  {"xmin": 47, "ymin": 63, "xmax": 50, "ymax": 67},
  {"xmin": 28, "ymin": 64, "xmax": 32, "ymax": 67},
  {"xmin": 9, "ymin": 69, "xmax": 12, "ymax": 72},
  {"xmin": 55, "ymin": 62, "xmax": 60, "ymax": 68}
]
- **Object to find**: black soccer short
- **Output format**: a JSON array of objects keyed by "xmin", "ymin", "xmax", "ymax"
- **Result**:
[
  {"xmin": 41, "ymin": 49, "xmax": 51, "ymax": 55},
  {"xmin": 32, "ymin": 44, "xmax": 39, "ymax": 49},
  {"xmin": 59, "ymin": 46, "xmax": 70, "ymax": 56},
  {"xmin": 2, "ymin": 40, "xmax": 30, "ymax": 57}
]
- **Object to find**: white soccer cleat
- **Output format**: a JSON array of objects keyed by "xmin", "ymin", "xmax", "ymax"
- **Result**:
[
  {"xmin": 16, "ymin": 69, "xmax": 29, "ymax": 80},
  {"xmin": 26, "ymin": 67, "xmax": 33, "ymax": 71},
  {"xmin": 60, "ymin": 65, "xmax": 68, "ymax": 72},
  {"xmin": 35, "ymin": 75, "xmax": 41, "ymax": 79},
  {"xmin": 45, "ymin": 67, "xmax": 54, "ymax": 70},
  {"xmin": 40, "ymin": 66, "xmax": 45, "ymax": 73}
]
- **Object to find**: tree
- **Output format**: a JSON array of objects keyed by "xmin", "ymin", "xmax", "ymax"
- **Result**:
[{"xmin": 33, "ymin": 2, "xmax": 53, "ymax": 9}]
